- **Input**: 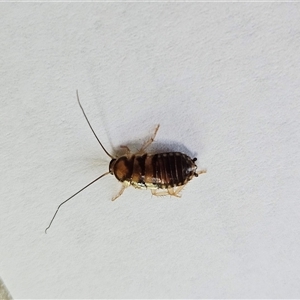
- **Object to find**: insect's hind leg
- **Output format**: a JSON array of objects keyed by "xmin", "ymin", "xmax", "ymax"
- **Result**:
[
  {"xmin": 138, "ymin": 125, "xmax": 160, "ymax": 153},
  {"xmin": 151, "ymin": 189, "xmax": 169, "ymax": 197},
  {"xmin": 196, "ymin": 169, "xmax": 207, "ymax": 176},
  {"xmin": 168, "ymin": 186, "xmax": 186, "ymax": 198},
  {"xmin": 151, "ymin": 185, "xmax": 185, "ymax": 198}
]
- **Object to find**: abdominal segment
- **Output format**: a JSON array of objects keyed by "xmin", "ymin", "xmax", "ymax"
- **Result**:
[{"xmin": 130, "ymin": 152, "xmax": 196, "ymax": 189}]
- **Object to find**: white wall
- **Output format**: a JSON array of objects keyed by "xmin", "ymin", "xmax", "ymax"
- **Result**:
[{"xmin": 1, "ymin": 3, "xmax": 300, "ymax": 298}]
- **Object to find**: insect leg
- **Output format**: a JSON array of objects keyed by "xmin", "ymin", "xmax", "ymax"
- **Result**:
[
  {"xmin": 196, "ymin": 169, "xmax": 207, "ymax": 176},
  {"xmin": 151, "ymin": 189, "xmax": 169, "ymax": 197},
  {"xmin": 169, "ymin": 185, "xmax": 186, "ymax": 197},
  {"xmin": 150, "ymin": 186, "xmax": 184, "ymax": 198},
  {"xmin": 138, "ymin": 125, "xmax": 160, "ymax": 153},
  {"xmin": 111, "ymin": 185, "xmax": 126, "ymax": 201},
  {"xmin": 120, "ymin": 145, "xmax": 131, "ymax": 155}
]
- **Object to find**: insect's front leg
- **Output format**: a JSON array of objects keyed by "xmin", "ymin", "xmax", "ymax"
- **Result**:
[
  {"xmin": 111, "ymin": 185, "xmax": 126, "ymax": 201},
  {"xmin": 111, "ymin": 182, "xmax": 130, "ymax": 201}
]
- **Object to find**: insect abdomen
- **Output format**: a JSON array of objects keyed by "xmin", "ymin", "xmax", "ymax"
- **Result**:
[{"xmin": 130, "ymin": 152, "xmax": 197, "ymax": 189}]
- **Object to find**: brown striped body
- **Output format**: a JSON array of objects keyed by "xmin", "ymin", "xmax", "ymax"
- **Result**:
[
  {"xmin": 109, "ymin": 152, "xmax": 198, "ymax": 190},
  {"xmin": 45, "ymin": 95, "xmax": 206, "ymax": 232}
]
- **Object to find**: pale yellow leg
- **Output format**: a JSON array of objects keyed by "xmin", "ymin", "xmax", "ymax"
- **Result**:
[
  {"xmin": 111, "ymin": 185, "xmax": 126, "ymax": 201},
  {"xmin": 151, "ymin": 184, "xmax": 186, "ymax": 198},
  {"xmin": 169, "ymin": 185, "xmax": 186, "ymax": 197},
  {"xmin": 167, "ymin": 188, "xmax": 180, "ymax": 197},
  {"xmin": 138, "ymin": 125, "xmax": 160, "ymax": 153},
  {"xmin": 197, "ymin": 169, "xmax": 207, "ymax": 176},
  {"xmin": 151, "ymin": 189, "xmax": 169, "ymax": 197}
]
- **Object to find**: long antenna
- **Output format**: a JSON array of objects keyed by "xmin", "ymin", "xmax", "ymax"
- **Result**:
[
  {"xmin": 76, "ymin": 90, "xmax": 114, "ymax": 159},
  {"xmin": 45, "ymin": 172, "xmax": 110, "ymax": 233}
]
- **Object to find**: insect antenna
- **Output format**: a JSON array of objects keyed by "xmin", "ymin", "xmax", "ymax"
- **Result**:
[
  {"xmin": 45, "ymin": 171, "xmax": 110, "ymax": 233},
  {"xmin": 76, "ymin": 90, "xmax": 114, "ymax": 159}
]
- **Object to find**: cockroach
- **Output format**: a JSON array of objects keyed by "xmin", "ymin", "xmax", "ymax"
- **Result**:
[{"xmin": 45, "ymin": 91, "xmax": 206, "ymax": 233}]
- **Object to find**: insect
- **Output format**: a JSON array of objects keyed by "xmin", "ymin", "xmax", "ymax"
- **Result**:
[{"xmin": 45, "ymin": 91, "xmax": 206, "ymax": 233}]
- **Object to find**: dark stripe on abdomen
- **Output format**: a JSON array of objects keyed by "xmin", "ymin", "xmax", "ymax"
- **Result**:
[
  {"xmin": 151, "ymin": 152, "xmax": 189, "ymax": 188},
  {"xmin": 136, "ymin": 154, "xmax": 147, "ymax": 183}
]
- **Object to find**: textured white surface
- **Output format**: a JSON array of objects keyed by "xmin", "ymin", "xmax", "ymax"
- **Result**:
[{"xmin": 1, "ymin": 3, "xmax": 300, "ymax": 298}]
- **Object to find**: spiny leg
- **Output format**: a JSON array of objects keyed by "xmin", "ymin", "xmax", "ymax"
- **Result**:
[
  {"xmin": 138, "ymin": 125, "xmax": 160, "ymax": 153},
  {"xmin": 112, "ymin": 185, "xmax": 126, "ymax": 201}
]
